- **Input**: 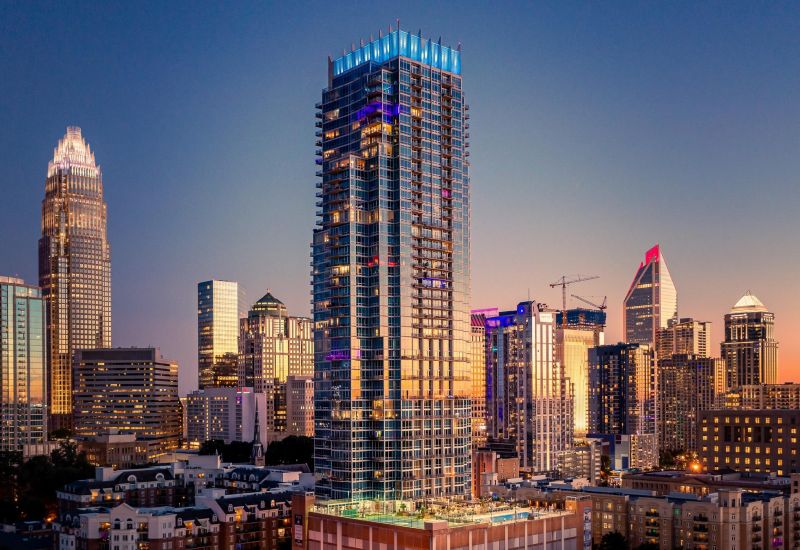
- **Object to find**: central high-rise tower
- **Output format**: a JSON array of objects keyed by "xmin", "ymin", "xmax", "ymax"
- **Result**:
[
  {"xmin": 623, "ymin": 244, "xmax": 677, "ymax": 347},
  {"xmin": 39, "ymin": 127, "xmax": 111, "ymax": 431},
  {"xmin": 313, "ymin": 28, "xmax": 471, "ymax": 500}
]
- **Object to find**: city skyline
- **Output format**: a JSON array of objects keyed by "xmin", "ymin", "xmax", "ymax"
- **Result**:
[{"xmin": 2, "ymin": 3, "xmax": 800, "ymax": 395}]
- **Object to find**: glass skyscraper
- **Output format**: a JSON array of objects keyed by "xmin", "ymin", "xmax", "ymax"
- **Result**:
[
  {"xmin": 39, "ymin": 126, "xmax": 111, "ymax": 431},
  {"xmin": 555, "ymin": 308, "xmax": 606, "ymax": 437},
  {"xmin": 485, "ymin": 302, "xmax": 573, "ymax": 473},
  {"xmin": 623, "ymin": 244, "xmax": 677, "ymax": 347},
  {"xmin": 313, "ymin": 29, "xmax": 471, "ymax": 500},
  {"xmin": 197, "ymin": 280, "xmax": 239, "ymax": 388},
  {"xmin": 0, "ymin": 277, "xmax": 47, "ymax": 451}
]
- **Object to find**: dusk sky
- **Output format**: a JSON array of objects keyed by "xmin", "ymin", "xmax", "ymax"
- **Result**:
[{"xmin": 2, "ymin": 1, "xmax": 799, "ymax": 395}]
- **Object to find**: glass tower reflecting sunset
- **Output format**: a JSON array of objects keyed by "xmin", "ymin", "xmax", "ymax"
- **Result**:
[
  {"xmin": 622, "ymin": 244, "xmax": 677, "ymax": 347},
  {"xmin": 38, "ymin": 127, "xmax": 111, "ymax": 431},
  {"xmin": 197, "ymin": 280, "xmax": 239, "ymax": 388},
  {"xmin": 313, "ymin": 29, "xmax": 471, "ymax": 500},
  {"xmin": 0, "ymin": 277, "xmax": 47, "ymax": 451}
]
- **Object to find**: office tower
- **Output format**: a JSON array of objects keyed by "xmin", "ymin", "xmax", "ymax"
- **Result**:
[
  {"xmin": 313, "ymin": 29, "xmax": 471, "ymax": 500},
  {"xmin": 622, "ymin": 244, "xmax": 677, "ymax": 347},
  {"xmin": 721, "ymin": 292, "xmax": 778, "ymax": 389},
  {"xmin": 0, "ymin": 277, "xmax": 47, "ymax": 451},
  {"xmin": 185, "ymin": 386, "xmax": 267, "ymax": 446},
  {"xmin": 73, "ymin": 348, "xmax": 181, "ymax": 460},
  {"xmin": 470, "ymin": 309, "xmax": 495, "ymax": 448},
  {"xmin": 556, "ymin": 308, "xmax": 606, "ymax": 437},
  {"xmin": 286, "ymin": 375, "xmax": 314, "ymax": 437},
  {"xmin": 658, "ymin": 354, "xmax": 724, "ymax": 452},
  {"xmin": 239, "ymin": 292, "xmax": 313, "ymax": 440},
  {"xmin": 656, "ymin": 317, "xmax": 711, "ymax": 358},
  {"xmin": 39, "ymin": 126, "xmax": 111, "ymax": 430},
  {"xmin": 485, "ymin": 302, "xmax": 572, "ymax": 473},
  {"xmin": 588, "ymin": 343, "xmax": 658, "ymax": 469},
  {"xmin": 198, "ymin": 280, "xmax": 239, "ymax": 388}
]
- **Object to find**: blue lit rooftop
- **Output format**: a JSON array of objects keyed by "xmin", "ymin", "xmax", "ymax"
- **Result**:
[{"xmin": 332, "ymin": 29, "xmax": 461, "ymax": 77}]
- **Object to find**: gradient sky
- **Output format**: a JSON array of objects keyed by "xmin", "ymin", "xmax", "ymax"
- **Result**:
[{"xmin": 2, "ymin": 1, "xmax": 799, "ymax": 395}]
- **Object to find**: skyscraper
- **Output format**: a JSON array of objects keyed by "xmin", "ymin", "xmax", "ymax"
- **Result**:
[
  {"xmin": 485, "ymin": 302, "xmax": 573, "ymax": 473},
  {"xmin": 197, "ymin": 280, "xmax": 239, "ymax": 388},
  {"xmin": 622, "ymin": 244, "xmax": 677, "ymax": 348},
  {"xmin": 313, "ymin": 28, "xmax": 471, "ymax": 500},
  {"xmin": 239, "ymin": 292, "xmax": 313, "ymax": 440},
  {"xmin": 556, "ymin": 308, "xmax": 606, "ymax": 437},
  {"xmin": 39, "ymin": 126, "xmax": 111, "ymax": 431},
  {"xmin": 0, "ymin": 277, "xmax": 47, "ymax": 451},
  {"xmin": 721, "ymin": 292, "xmax": 778, "ymax": 389},
  {"xmin": 588, "ymin": 343, "xmax": 658, "ymax": 469}
]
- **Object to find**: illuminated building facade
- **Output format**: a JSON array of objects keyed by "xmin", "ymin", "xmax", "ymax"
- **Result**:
[
  {"xmin": 39, "ymin": 126, "xmax": 111, "ymax": 430},
  {"xmin": 238, "ymin": 292, "xmax": 313, "ymax": 440},
  {"xmin": 656, "ymin": 317, "xmax": 711, "ymax": 358},
  {"xmin": 485, "ymin": 302, "xmax": 573, "ymax": 473},
  {"xmin": 699, "ymin": 409, "xmax": 800, "ymax": 476},
  {"xmin": 198, "ymin": 280, "xmax": 239, "ymax": 388},
  {"xmin": 721, "ymin": 292, "xmax": 778, "ymax": 389},
  {"xmin": 313, "ymin": 29, "xmax": 471, "ymax": 500},
  {"xmin": 185, "ymin": 386, "xmax": 267, "ymax": 446},
  {"xmin": 622, "ymin": 244, "xmax": 677, "ymax": 347},
  {"xmin": 658, "ymin": 354, "xmax": 724, "ymax": 452},
  {"xmin": 470, "ymin": 309, "xmax": 495, "ymax": 448},
  {"xmin": 286, "ymin": 375, "xmax": 314, "ymax": 437},
  {"xmin": 73, "ymin": 348, "xmax": 182, "ymax": 460},
  {"xmin": 0, "ymin": 277, "xmax": 47, "ymax": 451},
  {"xmin": 718, "ymin": 384, "xmax": 800, "ymax": 410},
  {"xmin": 556, "ymin": 308, "xmax": 605, "ymax": 437},
  {"xmin": 588, "ymin": 343, "xmax": 658, "ymax": 468}
]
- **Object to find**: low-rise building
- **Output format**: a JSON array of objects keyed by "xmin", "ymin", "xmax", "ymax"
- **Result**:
[
  {"xmin": 622, "ymin": 469, "xmax": 793, "ymax": 498},
  {"xmin": 292, "ymin": 493, "xmax": 593, "ymax": 550},
  {"xmin": 78, "ymin": 432, "xmax": 150, "ymax": 468},
  {"xmin": 556, "ymin": 439, "xmax": 603, "ymax": 485}
]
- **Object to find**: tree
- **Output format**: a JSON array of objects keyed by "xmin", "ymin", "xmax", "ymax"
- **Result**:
[
  {"xmin": 598, "ymin": 531, "xmax": 628, "ymax": 550},
  {"xmin": 1, "ymin": 441, "xmax": 93, "ymax": 523},
  {"xmin": 198, "ymin": 440, "xmax": 254, "ymax": 463},
  {"xmin": 265, "ymin": 436, "xmax": 313, "ymax": 470}
]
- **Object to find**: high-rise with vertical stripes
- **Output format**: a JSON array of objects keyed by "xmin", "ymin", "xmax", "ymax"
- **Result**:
[
  {"xmin": 39, "ymin": 127, "xmax": 111, "ymax": 431},
  {"xmin": 312, "ymin": 28, "xmax": 471, "ymax": 500}
]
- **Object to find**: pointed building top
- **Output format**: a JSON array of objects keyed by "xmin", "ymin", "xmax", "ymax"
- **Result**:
[
  {"xmin": 731, "ymin": 291, "xmax": 768, "ymax": 313},
  {"xmin": 49, "ymin": 126, "xmax": 99, "ymax": 178}
]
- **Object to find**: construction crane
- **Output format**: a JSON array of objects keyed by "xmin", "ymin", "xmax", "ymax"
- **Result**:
[
  {"xmin": 549, "ymin": 275, "xmax": 599, "ymax": 314},
  {"xmin": 571, "ymin": 294, "xmax": 607, "ymax": 311}
]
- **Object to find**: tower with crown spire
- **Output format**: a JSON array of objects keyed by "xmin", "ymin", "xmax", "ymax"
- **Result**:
[
  {"xmin": 39, "ymin": 126, "xmax": 111, "ymax": 431},
  {"xmin": 722, "ymin": 291, "xmax": 778, "ymax": 389}
]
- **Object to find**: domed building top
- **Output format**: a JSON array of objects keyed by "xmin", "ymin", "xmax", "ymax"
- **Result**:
[
  {"xmin": 249, "ymin": 291, "xmax": 287, "ymax": 317},
  {"xmin": 731, "ymin": 291, "xmax": 768, "ymax": 313},
  {"xmin": 48, "ymin": 126, "xmax": 99, "ymax": 178}
]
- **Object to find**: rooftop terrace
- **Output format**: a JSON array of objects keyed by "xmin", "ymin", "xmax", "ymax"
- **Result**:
[{"xmin": 311, "ymin": 499, "xmax": 569, "ymax": 530}]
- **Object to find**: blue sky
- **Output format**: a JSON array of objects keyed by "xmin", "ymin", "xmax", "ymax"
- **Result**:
[{"xmin": 2, "ymin": 1, "xmax": 799, "ymax": 393}]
